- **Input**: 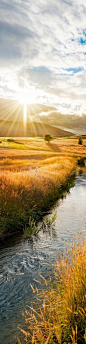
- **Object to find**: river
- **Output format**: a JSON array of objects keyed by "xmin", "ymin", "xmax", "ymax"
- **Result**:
[{"xmin": 0, "ymin": 174, "xmax": 86, "ymax": 344}]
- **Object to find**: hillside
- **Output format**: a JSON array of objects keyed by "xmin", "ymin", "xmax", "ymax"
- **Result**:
[
  {"xmin": 0, "ymin": 98, "xmax": 86, "ymax": 134},
  {"xmin": 0, "ymin": 119, "xmax": 72, "ymax": 137},
  {"xmin": 40, "ymin": 112, "xmax": 86, "ymax": 132},
  {"xmin": 0, "ymin": 98, "xmax": 56, "ymax": 122},
  {"xmin": 0, "ymin": 98, "xmax": 86, "ymax": 135}
]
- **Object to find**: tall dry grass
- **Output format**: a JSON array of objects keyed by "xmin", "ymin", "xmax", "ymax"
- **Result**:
[
  {"xmin": 0, "ymin": 157, "xmax": 75, "ymax": 238},
  {"xmin": 19, "ymin": 239, "xmax": 86, "ymax": 344}
]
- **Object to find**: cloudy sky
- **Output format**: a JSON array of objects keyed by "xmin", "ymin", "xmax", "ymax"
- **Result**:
[{"xmin": 0, "ymin": 0, "xmax": 86, "ymax": 116}]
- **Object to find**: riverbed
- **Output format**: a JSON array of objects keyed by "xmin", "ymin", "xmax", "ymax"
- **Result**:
[{"xmin": 0, "ymin": 174, "xmax": 86, "ymax": 344}]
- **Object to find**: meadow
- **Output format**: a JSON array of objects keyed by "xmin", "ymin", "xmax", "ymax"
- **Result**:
[
  {"xmin": 19, "ymin": 238, "xmax": 86, "ymax": 344},
  {"xmin": 0, "ymin": 136, "xmax": 86, "ymax": 240}
]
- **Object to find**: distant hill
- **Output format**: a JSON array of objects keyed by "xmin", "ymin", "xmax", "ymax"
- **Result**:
[
  {"xmin": 0, "ymin": 98, "xmax": 56, "ymax": 122},
  {"xmin": 0, "ymin": 119, "xmax": 72, "ymax": 137},
  {"xmin": 0, "ymin": 98, "xmax": 86, "ymax": 134},
  {"xmin": 0, "ymin": 97, "xmax": 73, "ymax": 137},
  {"xmin": 41, "ymin": 112, "xmax": 86, "ymax": 132},
  {"xmin": 0, "ymin": 98, "xmax": 23, "ymax": 122}
]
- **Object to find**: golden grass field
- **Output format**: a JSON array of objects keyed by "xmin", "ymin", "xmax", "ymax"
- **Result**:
[
  {"xmin": 0, "ymin": 136, "xmax": 86, "ymax": 239},
  {"xmin": 0, "ymin": 136, "xmax": 86, "ymax": 171}
]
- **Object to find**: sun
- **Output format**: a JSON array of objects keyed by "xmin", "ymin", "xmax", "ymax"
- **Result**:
[
  {"xmin": 18, "ymin": 88, "xmax": 37, "ymax": 105},
  {"xmin": 17, "ymin": 87, "xmax": 37, "ymax": 123}
]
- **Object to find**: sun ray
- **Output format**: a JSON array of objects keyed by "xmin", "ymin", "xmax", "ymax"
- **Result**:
[
  {"xmin": 24, "ymin": 103, "xmax": 27, "ymax": 123},
  {"xmin": 26, "ymin": 103, "xmax": 51, "ymax": 138},
  {"xmin": 27, "ymin": 104, "xmax": 38, "ymax": 136},
  {"xmin": 0, "ymin": 102, "xmax": 24, "ymax": 137},
  {"xmin": 0, "ymin": 99, "xmax": 22, "ymax": 122}
]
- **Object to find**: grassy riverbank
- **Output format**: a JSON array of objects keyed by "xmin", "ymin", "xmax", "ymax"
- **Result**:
[
  {"xmin": 0, "ymin": 156, "xmax": 75, "ymax": 239},
  {"xmin": 19, "ymin": 238, "xmax": 86, "ymax": 344}
]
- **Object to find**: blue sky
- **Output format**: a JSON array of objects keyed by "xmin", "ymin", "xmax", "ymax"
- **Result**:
[{"xmin": 0, "ymin": 0, "xmax": 86, "ymax": 116}]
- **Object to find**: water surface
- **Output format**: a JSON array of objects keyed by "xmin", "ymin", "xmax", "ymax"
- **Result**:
[{"xmin": 0, "ymin": 174, "xmax": 86, "ymax": 344}]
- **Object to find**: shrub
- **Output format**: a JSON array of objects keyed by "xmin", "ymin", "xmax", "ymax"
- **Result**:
[
  {"xmin": 78, "ymin": 136, "xmax": 83, "ymax": 145},
  {"xmin": 77, "ymin": 157, "xmax": 85, "ymax": 167},
  {"xmin": 7, "ymin": 138, "xmax": 15, "ymax": 142}
]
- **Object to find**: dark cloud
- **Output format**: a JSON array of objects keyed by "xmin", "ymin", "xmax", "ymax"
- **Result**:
[
  {"xmin": 0, "ymin": 21, "xmax": 34, "ymax": 39},
  {"xmin": 0, "ymin": 20, "xmax": 39, "ymax": 63},
  {"xmin": 0, "ymin": 1, "xmax": 17, "ymax": 12}
]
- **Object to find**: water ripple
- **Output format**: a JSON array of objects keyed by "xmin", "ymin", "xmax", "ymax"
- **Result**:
[{"xmin": 0, "ymin": 175, "xmax": 86, "ymax": 344}]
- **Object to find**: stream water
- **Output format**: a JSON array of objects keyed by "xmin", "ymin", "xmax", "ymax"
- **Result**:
[{"xmin": 0, "ymin": 174, "xmax": 86, "ymax": 344}]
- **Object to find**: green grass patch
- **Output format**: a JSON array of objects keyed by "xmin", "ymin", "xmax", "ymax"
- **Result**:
[{"xmin": 0, "ymin": 138, "xmax": 28, "ymax": 150}]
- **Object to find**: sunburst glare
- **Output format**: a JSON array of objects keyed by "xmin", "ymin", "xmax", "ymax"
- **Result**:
[
  {"xmin": 18, "ymin": 87, "xmax": 38, "ymax": 123},
  {"xmin": 18, "ymin": 87, "xmax": 37, "ymax": 105},
  {"xmin": 24, "ymin": 103, "xmax": 27, "ymax": 123}
]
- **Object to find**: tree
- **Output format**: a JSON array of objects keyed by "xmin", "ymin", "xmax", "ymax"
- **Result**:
[
  {"xmin": 44, "ymin": 134, "xmax": 53, "ymax": 142},
  {"xmin": 77, "ymin": 157, "xmax": 85, "ymax": 167},
  {"xmin": 78, "ymin": 135, "xmax": 83, "ymax": 145}
]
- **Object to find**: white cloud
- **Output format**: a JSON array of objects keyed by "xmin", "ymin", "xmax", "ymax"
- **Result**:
[{"xmin": 0, "ymin": 0, "xmax": 86, "ymax": 115}]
